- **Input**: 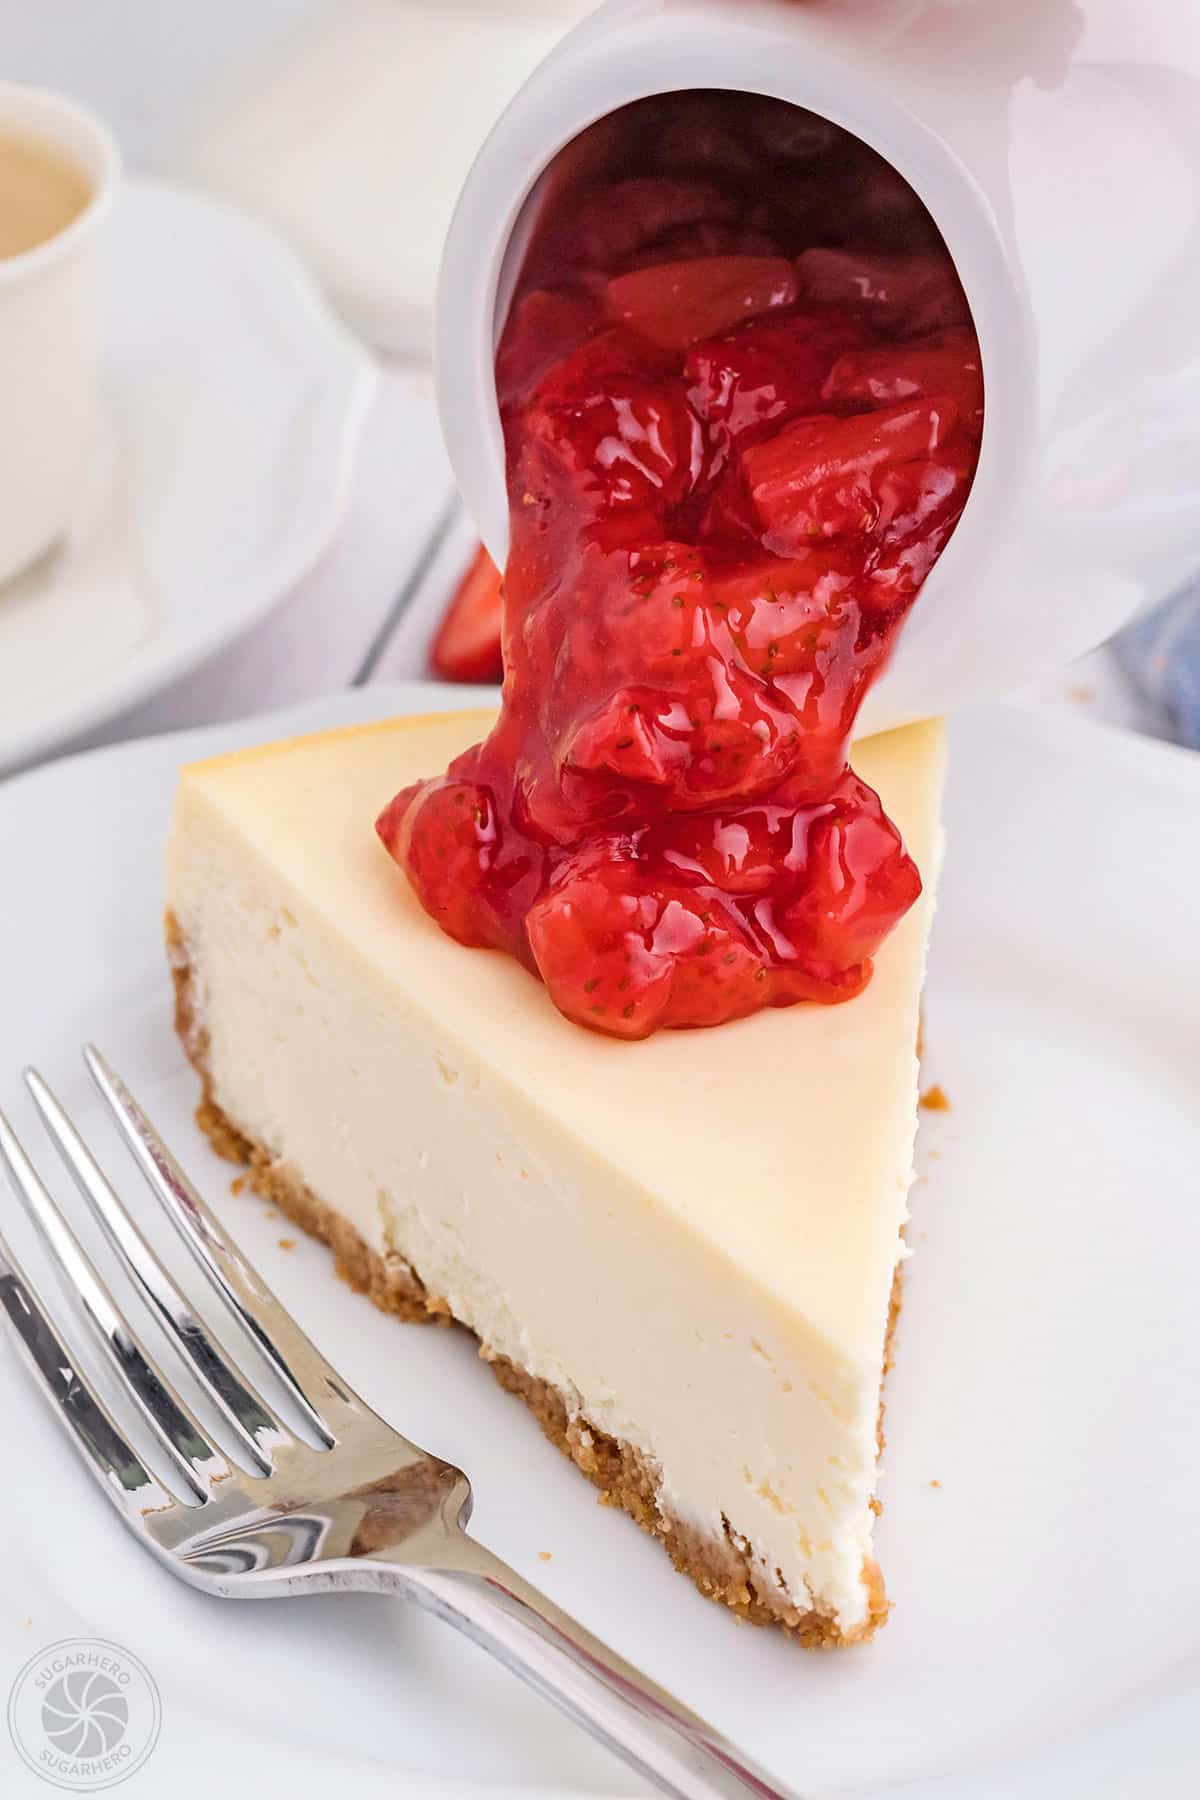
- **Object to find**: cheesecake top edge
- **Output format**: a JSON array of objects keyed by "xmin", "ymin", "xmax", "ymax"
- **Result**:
[
  {"xmin": 177, "ymin": 708, "xmax": 503, "ymax": 782},
  {"xmin": 177, "ymin": 708, "xmax": 948, "ymax": 786}
]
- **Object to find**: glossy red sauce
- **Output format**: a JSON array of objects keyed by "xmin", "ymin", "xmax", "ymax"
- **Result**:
[{"xmin": 379, "ymin": 94, "xmax": 982, "ymax": 1038}]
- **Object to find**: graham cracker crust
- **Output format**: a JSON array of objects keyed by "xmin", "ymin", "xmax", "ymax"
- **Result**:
[{"xmin": 168, "ymin": 912, "xmax": 892, "ymax": 1647}]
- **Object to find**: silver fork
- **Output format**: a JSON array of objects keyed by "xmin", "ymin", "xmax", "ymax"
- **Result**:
[{"xmin": 0, "ymin": 1047, "xmax": 798, "ymax": 1800}]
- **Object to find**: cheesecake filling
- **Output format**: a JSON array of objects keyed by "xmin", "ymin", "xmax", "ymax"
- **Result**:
[
  {"xmin": 379, "ymin": 91, "xmax": 978, "ymax": 1039},
  {"xmin": 174, "ymin": 893, "xmax": 884, "ymax": 1632},
  {"xmin": 166, "ymin": 714, "xmax": 942, "ymax": 1643}
]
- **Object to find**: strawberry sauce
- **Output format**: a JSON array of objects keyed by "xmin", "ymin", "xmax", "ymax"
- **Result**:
[{"xmin": 379, "ymin": 94, "xmax": 982, "ymax": 1038}]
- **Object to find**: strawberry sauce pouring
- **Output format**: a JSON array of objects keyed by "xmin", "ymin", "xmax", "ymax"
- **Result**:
[{"xmin": 379, "ymin": 93, "xmax": 982, "ymax": 1038}]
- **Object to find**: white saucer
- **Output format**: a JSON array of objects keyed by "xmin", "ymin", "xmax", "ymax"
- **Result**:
[
  {"xmin": 0, "ymin": 177, "xmax": 375, "ymax": 777},
  {"xmin": 0, "ymin": 687, "xmax": 1197, "ymax": 1799}
]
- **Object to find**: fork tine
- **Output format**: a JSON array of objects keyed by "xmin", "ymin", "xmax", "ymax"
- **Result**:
[
  {"xmin": 0, "ymin": 1104, "xmax": 229, "ymax": 1506},
  {"xmin": 85, "ymin": 1046, "xmax": 350, "ymax": 1448},
  {"xmin": 25, "ymin": 1069, "xmax": 287, "ymax": 1480},
  {"xmin": 0, "ymin": 1222, "xmax": 186, "ymax": 1519}
]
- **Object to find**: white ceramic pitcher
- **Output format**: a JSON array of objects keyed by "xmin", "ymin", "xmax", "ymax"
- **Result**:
[{"xmin": 435, "ymin": 0, "xmax": 1200, "ymax": 734}]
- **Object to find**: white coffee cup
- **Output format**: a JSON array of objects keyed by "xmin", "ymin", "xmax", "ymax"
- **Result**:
[{"xmin": 0, "ymin": 83, "xmax": 120, "ymax": 586}]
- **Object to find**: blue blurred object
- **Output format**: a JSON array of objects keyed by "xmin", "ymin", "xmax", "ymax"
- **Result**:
[{"xmin": 1115, "ymin": 583, "xmax": 1200, "ymax": 749}]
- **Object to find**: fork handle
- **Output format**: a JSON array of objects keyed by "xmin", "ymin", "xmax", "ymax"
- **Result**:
[{"xmin": 389, "ymin": 1541, "xmax": 801, "ymax": 1800}]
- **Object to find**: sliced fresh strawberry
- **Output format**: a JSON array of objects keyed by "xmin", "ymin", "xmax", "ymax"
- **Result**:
[
  {"xmin": 430, "ymin": 546, "xmax": 505, "ymax": 684},
  {"xmin": 605, "ymin": 256, "xmax": 798, "ymax": 350}
]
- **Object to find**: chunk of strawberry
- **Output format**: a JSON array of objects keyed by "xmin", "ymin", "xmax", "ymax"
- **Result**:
[
  {"xmin": 795, "ymin": 249, "xmax": 970, "ymax": 336},
  {"xmin": 551, "ymin": 646, "xmax": 821, "ymax": 816},
  {"xmin": 668, "ymin": 704, "xmax": 799, "ymax": 806},
  {"xmin": 525, "ymin": 770, "xmax": 922, "ymax": 1033},
  {"xmin": 527, "ymin": 857, "xmax": 678, "ymax": 1037},
  {"xmin": 381, "ymin": 750, "xmax": 553, "ymax": 955},
  {"xmin": 707, "ymin": 549, "xmax": 860, "ymax": 676},
  {"xmin": 594, "ymin": 540, "xmax": 713, "ymax": 676},
  {"xmin": 523, "ymin": 330, "xmax": 702, "ymax": 512},
  {"xmin": 683, "ymin": 311, "xmax": 874, "ymax": 493},
  {"xmin": 648, "ymin": 802, "xmax": 784, "ymax": 896},
  {"xmin": 742, "ymin": 397, "xmax": 958, "ymax": 549},
  {"xmin": 778, "ymin": 773, "xmax": 922, "ymax": 973},
  {"xmin": 645, "ymin": 665, "xmax": 819, "ymax": 807},
  {"xmin": 866, "ymin": 440, "xmax": 974, "ymax": 608},
  {"xmin": 559, "ymin": 688, "xmax": 674, "ymax": 791},
  {"xmin": 823, "ymin": 331, "xmax": 983, "ymax": 436},
  {"xmin": 654, "ymin": 910, "xmax": 768, "ymax": 1027},
  {"xmin": 685, "ymin": 311, "xmax": 863, "ymax": 454},
  {"xmin": 532, "ymin": 179, "xmax": 737, "ymax": 283},
  {"xmin": 496, "ymin": 288, "xmax": 600, "ymax": 408},
  {"xmin": 620, "ymin": 220, "xmax": 782, "ymax": 270},
  {"xmin": 875, "ymin": 450, "xmax": 970, "ymax": 549},
  {"xmin": 527, "ymin": 850, "xmax": 764, "ymax": 1037},
  {"xmin": 376, "ymin": 775, "xmax": 503, "ymax": 949},
  {"xmin": 605, "ymin": 256, "xmax": 798, "ymax": 350}
]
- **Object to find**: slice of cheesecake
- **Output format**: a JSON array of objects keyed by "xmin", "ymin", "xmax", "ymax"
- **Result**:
[{"xmin": 166, "ymin": 707, "xmax": 944, "ymax": 1645}]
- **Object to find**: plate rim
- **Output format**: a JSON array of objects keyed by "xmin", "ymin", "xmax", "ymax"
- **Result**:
[{"xmin": 0, "ymin": 684, "xmax": 1196, "ymax": 1800}]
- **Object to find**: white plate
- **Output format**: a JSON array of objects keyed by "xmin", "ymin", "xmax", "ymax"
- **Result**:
[
  {"xmin": 0, "ymin": 686, "xmax": 1197, "ymax": 1800},
  {"xmin": 0, "ymin": 177, "xmax": 376, "ymax": 777}
]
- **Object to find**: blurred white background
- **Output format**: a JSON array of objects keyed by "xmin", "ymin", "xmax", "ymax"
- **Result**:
[{"xmin": 0, "ymin": 0, "xmax": 311, "ymax": 163}]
